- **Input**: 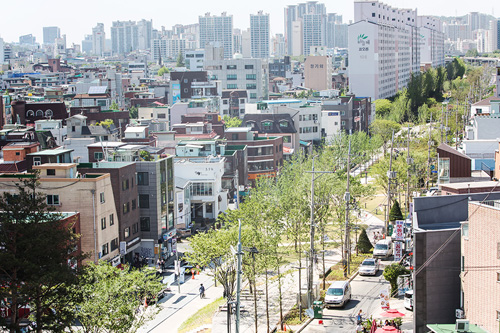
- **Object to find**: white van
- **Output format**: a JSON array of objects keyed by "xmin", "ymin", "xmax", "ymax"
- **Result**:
[
  {"xmin": 324, "ymin": 281, "xmax": 351, "ymax": 308},
  {"xmin": 373, "ymin": 239, "xmax": 393, "ymax": 258}
]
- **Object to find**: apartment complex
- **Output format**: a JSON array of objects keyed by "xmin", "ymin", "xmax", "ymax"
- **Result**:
[
  {"xmin": 348, "ymin": 1, "xmax": 420, "ymax": 100},
  {"xmin": 418, "ymin": 16, "xmax": 445, "ymax": 68},
  {"xmin": 250, "ymin": 11, "xmax": 270, "ymax": 59},
  {"xmin": 199, "ymin": 13, "xmax": 234, "ymax": 59},
  {"xmin": 204, "ymin": 57, "xmax": 268, "ymax": 103},
  {"xmin": 111, "ymin": 20, "xmax": 153, "ymax": 55}
]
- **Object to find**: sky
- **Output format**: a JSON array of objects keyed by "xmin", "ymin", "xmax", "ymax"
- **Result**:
[{"xmin": 0, "ymin": 0, "xmax": 498, "ymax": 45}]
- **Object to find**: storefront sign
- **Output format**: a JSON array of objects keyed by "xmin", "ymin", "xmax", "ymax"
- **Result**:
[
  {"xmin": 379, "ymin": 288, "xmax": 390, "ymax": 310},
  {"xmin": 163, "ymin": 229, "xmax": 177, "ymax": 241},
  {"xmin": 394, "ymin": 241, "xmax": 403, "ymax": 262},
  {"xmin": 120, "ymin": 241, "xmax": 127, "ymax": 256},
  {"xmin": 394, "ymin": 220, "xmax": 404, "ymax": 241}
]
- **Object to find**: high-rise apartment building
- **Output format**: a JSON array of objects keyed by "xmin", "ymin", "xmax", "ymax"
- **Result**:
[
  {"xmin": 19, "ymin": 34, "xmax": 36, "ymax": 45},
  {"xmin": 199, "ymin": 12, "xmax": 234, "ymax": 59},
  {"xmin": 43, "ymin": 26, "xmax": 60, "ymax": 45},
  {"xmin": 250, "ymin": 11, "xmax": 270, "ymax": 59},
  {"xmin": 137, "ymin": 19, "xmax": 153, "ymax": 50},
  {"xmin": 348, "ymin": 1, "xmax": 420, "ymax": 100},
  {"xmin": 0, "ymin": 38, "xmax": 4, "ymax": 63},
  {"xmin": 326, "ymin": 14, "xmax": 348, "ymax": 49},
  {"xmin": 92, "ymin": 23, "xmax": 106, "ymax": 56},
  {"xmin": 153, "ymin": 36, "xmax": 186, "ymax": 62},
  {"xmin": 418, "ymin": 16, "xmax": 445, "ymax": 68},
  {"xmin": 111, "ymin": 21, "xmax": 139, "ymax": 55},
  {"xmin": 488, "ymin": 20, "xmax": 500, "ymax": 52}
]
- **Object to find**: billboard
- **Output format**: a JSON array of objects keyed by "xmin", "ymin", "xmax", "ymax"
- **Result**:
[
  {"xmin": 176, "ymin": 192, "xmax": 185, "ymax": 226},
  {"xmin": 171, "ymin": 83, "xmax": 181, "ymax": 104}
]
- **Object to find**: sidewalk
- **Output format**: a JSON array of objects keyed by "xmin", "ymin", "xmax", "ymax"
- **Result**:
[{"xmin": 138, "ymin": 271, "xmax": 223, "ymax": 333}]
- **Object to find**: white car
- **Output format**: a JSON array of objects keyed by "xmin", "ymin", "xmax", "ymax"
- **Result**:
[{"xmin": 358, "ymin": 258, "xmax": 380, "ymax": 276}]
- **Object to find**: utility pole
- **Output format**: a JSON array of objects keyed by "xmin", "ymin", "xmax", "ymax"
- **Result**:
[
  {"xmin": 455, "ymin": 108, "xmax": 459, "ymax": 150},
  {"xmin": 406, "ymin": 125, "xmax": 412, "ymax": 216},
  {"xmin": 306, "ymin": 156, "xmax": 334, "ymax": 309},
  {"xmin": 235, "ymin": 220, "xmax": 243, "ymax": 333},
  {"xmin": 386, "ymin": 130, "xmax": 395, "ymax": 233},
  {"xmin": 427, "ymin": 112, "xmax": 433, "ymax": 190},
  {"xmin": 343, "ymin": 137, "xmax": 352, "ymax": 277}
]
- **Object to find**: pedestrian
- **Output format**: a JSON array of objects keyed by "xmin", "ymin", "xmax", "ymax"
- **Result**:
[
  {"xmin": 356, "ymin": 309, "xmax": 364, "ymax": 324},
  {"xmin": 385, "ymin": 320, "xmax": 390, "ymax": 326},
  {"xmin": 161, "ymin": 258, "xmax": 165, "ymax": 270},
  {"xmin": 199, "ymin": 283, "xmax": 205, "ymax": 298}
]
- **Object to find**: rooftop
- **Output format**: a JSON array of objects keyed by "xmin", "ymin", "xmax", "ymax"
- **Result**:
[
  {"xmin": 225, "ymin": 127, "xmax": 252, "ymax": 133},
  {"xmin": 87, "ymin": 141, "xmax": 126, "ymax": 148},
  {"xmin": 440, "ymin": 181, "xmax": 500, "ymax": 190},
  {"xmin": 27, "ymin": 148, "xmax": 73, "ymax": 156}
]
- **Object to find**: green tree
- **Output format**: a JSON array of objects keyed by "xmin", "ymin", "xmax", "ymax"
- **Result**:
[
  {"xmin": 129, "ymin": 106, "xmax": 138, "ymax": 119},
  {"xmin": 465, "ymin": 48, "xmax": 479, "ymax": 57},
  {"xmin": 73, "ymin": 262, "xmax": 163, "ymax": 333},
  {"xmin": 423, "ymin": 69, "xmax": 436, "ymax": 100},
  {"xmin": 158, "ymin": 66, "xmax": 169, "ymax": 76},
  {"xmin": 110, "ymin": 101, "xmax": 119, "ymax": 110},
  {"xmin": 0, "ymin": 176, "xmax": 84, "ymax": 333},
  {"xmin": 434, "ymin": 66, "xmax": 447, "ymax": 100},
  {"xmin": 383, "ymin": 263, "xmax": 410, "ymax": 294},
  {"xmin": 356, "ymin": 228, "xmax": 373, "ymax": 253},
  {"xmin": 374, "ymin": 99, "xmax": 392, "ymax": 119},
  {"xmin": 176, "ymin": 52, "xmax": 185, "ymax": 67},
  {"xmin": 140, "ymin": 150, "xmax": 154, "ymax": 161},
  {"xmin": 223, "ymin": 115, "xmax": 242, "ymax": 128},
  {"xmin": 407, "ymin": 72, "xmax": 424, "ymax": 118},
  {"xmin": 389, "ymin": 200, "xmax": 404, "ymax": 223},
  {"xmin": 369, "ymin": 119, "xmax": 401, "ymax": 154},
  {"xmin": 96, "ymin": 119, "xmax": 114, "ymax": 129}
]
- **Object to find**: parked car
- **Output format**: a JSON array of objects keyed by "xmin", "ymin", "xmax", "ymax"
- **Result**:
[
  {"xmin": 324, "ymin": 280, "xmax": 351, "ymax": 308},
  {"xmin": 358, "ymin": 258, "xmax": 380, "ymax": 276},
  {"xmin": 373, "ymin": 239, "xmax": 393, "ymax": 258}
]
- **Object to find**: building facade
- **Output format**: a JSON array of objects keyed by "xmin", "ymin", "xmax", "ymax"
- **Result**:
[
  {"xmin": 199, "ymin": 13, "xmax": 234, "ymax": 59},
  {"xmin": 250, "ymin": 11, "xmax": 270, "ymax": 59},
  {"xmin": 417, "ymin": 16, "xmax": 445, "ymax": 68}
]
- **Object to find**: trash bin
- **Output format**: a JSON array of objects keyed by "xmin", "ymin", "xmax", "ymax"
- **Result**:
[{"xmin": 313, "ymin": 301, "xmax": 323, "ymax": 319}]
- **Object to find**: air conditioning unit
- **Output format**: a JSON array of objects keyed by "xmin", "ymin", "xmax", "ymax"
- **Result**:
[
  {"xmin": 455, "ymin": 309, "xmax": 464, "ymax": 319},
  {"xmin": 455, "ymin": 319, "xmax": 469, "ymax": 332}
]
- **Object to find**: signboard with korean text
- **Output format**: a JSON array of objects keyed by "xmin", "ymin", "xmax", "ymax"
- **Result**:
[
  {"xmin": 394, "ymin": 220, "xmax": 405, "ymax": 241},
  {"xmin": 394, "ymin": 241, "xmax": 403, "ymax": 262}
]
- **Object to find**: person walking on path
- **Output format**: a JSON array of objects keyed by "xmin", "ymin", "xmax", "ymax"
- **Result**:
[{"xmin": 199, "ymin": 283, "xmax": 205, "ymax": 298}]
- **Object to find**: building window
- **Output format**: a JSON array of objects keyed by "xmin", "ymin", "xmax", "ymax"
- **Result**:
[
  {"xmin": 109, "ymin": 214, "xmax": 114, "ymax": 226},
  {"xmin": 227, "ymin": 74, "xmax": 237, "ymax": 80},
  {"xmin": 497, "ymin": 272, "xmax": 500, "ymax": 282},
  {"xmin": 261, "ymin": 121, "xmax": 273, "ymax": 131},
  {"xmin": 139, "ymin": 194, "xmax": 150, "ymax": 208},
  {"xmin": 245, "ymin": 64, "xmax": 254, "ymax": 69},
  {"xmin": 132, "ymin": 199, "xmax": 137, "ymax": 210},
  {"xmin": 122, "ymin": 179, "xmax": 129, "ymax": 190},
  {"xmin": 110, "ymin": 238, "xmax": 118, "ymax": 251},
  {"xmin": 137, "ymin": 172, "xmax": 149, "ymax": 185},
  {"xmin": 462, "ymin": 222, "xmax": 469, "ymax": 239},
  {"xmin": 46, "ymin": 195, "xmax": 60, "ymax": 205},
  {"xmin": 124, "ymin": 227, "xmax": 130, "ymax": 239},
  {"xmin": 232, "ymin": 133, "xmax": 238, "ymax": 140},
  {"xmin": 227, "ymin": 65, "xmax": 237, "ymax": 70},
  {"xmin": 283, "ymin": 136, "xmax": 291, "ymax": 143},
  {"xmin": 132, "ymin": 223, "xmax": 139, "ymax": 234},
  {"xmin": 223, "ymin": 100, "xmax": 228, "ymax": 105},
  {"xmin": 101, "ymin": 243, "xmax": 109, "ymax": 256},
  {"xmin": 246, "ymin": 84, "xmax": 257, "ymax": 90},
  {"xmin": 123, "ymin": 202, "xmax": 130, "ymax": 214},
  {"xmin": 100, "ymin": 192, "xmax": 105, "ymax": 203},
  {"xmin": 227, "ymin": 84, "xmax": 238, "ymax": 89},
  {"xmin": 140, "ymin": 217, "xmax": 151, "ymax": 231},
  {"xmin": 191, "ymin": 183, "xmax": 213, "ymax": 196},
  {"xmin": 279, "ymin": 121, "xmax": 289, "ymax": 128},
  {"xmin": 94, "ymin": 152, "xmax": 104, "ymax": 160},
  {"xmin": 206, "ymin": 203, "xmax": 213, "ymax": 214},
  {"xmin": 250, "ymin": 93, "xmax": 257, "ymax": 99},
  {"xmin": 101, "ymin": 217, "xmax": 106, "ymax": 230},
  {"xmin": 33, "ymin": 157, "xmax": 41, "ymax": 166},
  {"xmin": 47, "ymin": 169, "xmax": 56, "ymax": 176},
  {"xmin": 246, "ymin": 74, "xmax": 256, "ymax": 80},
  {"xmin": 498, "ymin": 242, "xmax": 500, "ymax": 259}
]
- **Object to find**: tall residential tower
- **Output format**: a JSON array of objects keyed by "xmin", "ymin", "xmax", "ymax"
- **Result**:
[{"xmin": 250, "ymin": 11, "xmax": 270, "ymax": 59}]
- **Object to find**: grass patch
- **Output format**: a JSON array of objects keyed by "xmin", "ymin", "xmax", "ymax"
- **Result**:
[
  {"xmin": 324, "ymin": 253, "xmax": 372, "ymax": 282},
  {"xmin": 282, "ymin": 304, "xmax": 309, "ymax": 326},
  {"xmin": 177, "ymin": 297, "xmax": 226, "ymax": 333}
]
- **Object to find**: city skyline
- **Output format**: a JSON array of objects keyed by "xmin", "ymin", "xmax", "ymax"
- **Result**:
[{"xmin": 0, "ymin": 0, "xmax": 498, "ymax": 45}]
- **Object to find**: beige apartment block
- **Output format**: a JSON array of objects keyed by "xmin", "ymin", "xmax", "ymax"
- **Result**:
[
  {"xmin": 0, "ymin": 163, "xmax": 120, "ymax": 264},
  {"xmin": 462, "ymin": 201, "xmax": 500, "ymax": 333}
]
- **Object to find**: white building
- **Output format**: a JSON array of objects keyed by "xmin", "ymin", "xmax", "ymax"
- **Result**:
[
  {"xmin": 204, "ymin": 56, "xmax": 269, "ymax": 103},
  {"xmin": 321, "ymin": 110, "xmax": 342, "ymax": 142},
  {"xmin": 0, "ymin": 38, "xmax": 4, "ymax": 64},
  {"xmin": 348, "ymin": 1, "xmax": 420, "ymax": 100},
  {"xmin": 417, "ymin": 16, "xmax": 445, "ymax": 68},
  {"xmin": 250, "ymin": 11, "xmax": 270, "ymax": 59},
  {"xmin": 174, "ymin": 157, "xmax": 228, "ymax": 220},
  {"xmin": 185, "ymin": 50, "xmax": 205, "ymax": 71},
  {"xmin": 92, "ymin": 23, "xmax": 105, "ymax": 57},
  {"xmin": 34, "ymin": 119, "xmax": 67, "ymax": 146},
  {"xmin": 199, "ymin": 12, "xmax": 234, "ymax": 59},
  {"xmin": 43, "ymin": 26, "xmax": 60, "ymax": 45}
]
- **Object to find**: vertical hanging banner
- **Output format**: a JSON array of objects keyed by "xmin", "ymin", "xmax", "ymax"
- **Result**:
[
  {"xmin": 379, "ymin": 288, "xmax": 390, "ymax": 310},
  {"xmin": 394, "ymin": 220, "xmax": 405, "ymax": 241}
]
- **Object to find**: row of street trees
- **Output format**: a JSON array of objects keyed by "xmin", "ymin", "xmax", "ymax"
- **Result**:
[
  {"xmin": 0, "ymin": 177, "xmax": 163, "ymax": 333},
  {"xmin": 186, "ymin": 132, "xmax": 379, "ymax": 331}
]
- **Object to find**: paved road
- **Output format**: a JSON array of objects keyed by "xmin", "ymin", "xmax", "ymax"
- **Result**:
[{"xmin": 303, "ymin": 258, "xmax": 392, "ymax": 333}]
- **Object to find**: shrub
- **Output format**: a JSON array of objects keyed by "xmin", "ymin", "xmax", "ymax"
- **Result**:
[{"xmin": 357, "ymin": 228, "xmax": 373, "ymax": 253}]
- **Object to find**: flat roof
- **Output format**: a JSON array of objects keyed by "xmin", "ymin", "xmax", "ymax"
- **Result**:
[
  {"xmin": 27, "ymin": 148, "xmax": 73, "ymax": 156},
  {"xmin": 33, "ymin": 163, "xmax": 76, "ymax": 169},
  {"xmin": 87, "ymin": 142, "xmax": 126, "ymax": 148},
  {"xmin": 427, "ymin": 324, "xmax": 487, "ymax": 333},
  {"xmin": 261, "ymin": 99, "xmax": 301, "ymax": 104},
  {"xmin": 125, "ymin": 127, "xmax": 147, "ymax": 133},
  {"xmin": 225, "ymin": 127, "xmax": 252, "ymax": 133},
  {"xmin": 441, "ymin": 181, "xmax": 500, "ymax": 190}
]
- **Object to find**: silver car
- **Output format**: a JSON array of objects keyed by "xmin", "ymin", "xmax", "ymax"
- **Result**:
[{"xmin": 358, "ymin": 258, "xmax": 380, "ymax": 276}]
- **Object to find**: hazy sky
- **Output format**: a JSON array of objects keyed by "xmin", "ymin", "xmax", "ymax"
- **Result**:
[{"xmin": 0, "ymin": 0, "xmax": 497, "ymax": 45}]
